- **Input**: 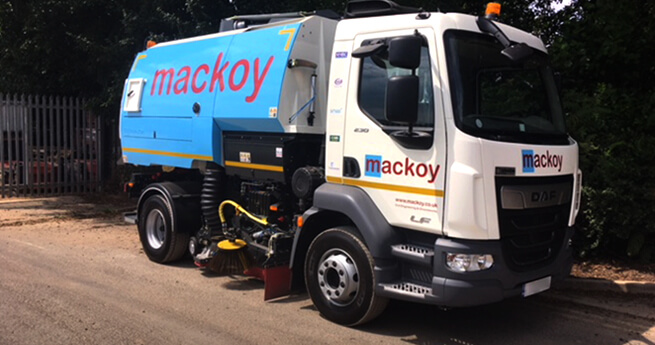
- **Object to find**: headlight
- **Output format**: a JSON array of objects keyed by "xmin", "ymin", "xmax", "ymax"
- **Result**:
[{"xmin": 446, "ymin": 253, "xmax": 494, "ymax": 272}]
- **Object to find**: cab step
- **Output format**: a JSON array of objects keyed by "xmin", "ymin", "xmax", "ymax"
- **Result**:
[
  {"xmin": 380, "ymin": 281, "xmax": 433, "ymax": 298},
  {"xmin": 391, "ymin": 244, "xmax": 434, "ymax": 267}
]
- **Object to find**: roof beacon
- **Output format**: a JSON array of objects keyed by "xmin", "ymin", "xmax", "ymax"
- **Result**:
[{"xmin": 485, "ymin": 2, "xmax": 501, "ymax": 20}]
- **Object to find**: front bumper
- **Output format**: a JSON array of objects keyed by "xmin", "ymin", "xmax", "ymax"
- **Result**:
[{"xmin": 376, "ymin": 227, "xmax": 574, "ymax": 307}]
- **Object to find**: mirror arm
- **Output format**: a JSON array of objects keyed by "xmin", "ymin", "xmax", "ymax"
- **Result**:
[
  {"xmin": 352, "ymin": 42, "xmax": 387, "ymax": 58},
  {"xmin": 476, "ymin": 16, "xmax": 533, "ymax": 62},
  {"xmin": 476, "ymin": 16, "xmax": 511, "ymax": 48}
]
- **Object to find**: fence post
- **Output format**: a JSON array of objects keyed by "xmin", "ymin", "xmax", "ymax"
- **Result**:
[
  {"xmin": 21, "ymin": 94, "xmax": 29, "ymax": 197},
  {"xmin": 97, "ymin": 112, "xmax": 102, "ymax": 192},
  {"xmin": 36, "ymin": 95, "xmax": 43, "ymax": 195},
  {"xmin": 0, "ymin": 93, "xmax": 5, "ymax": 198},
  {"xmin": 8, "ymin": 94, "xmax": 16, "ymax": 196}
]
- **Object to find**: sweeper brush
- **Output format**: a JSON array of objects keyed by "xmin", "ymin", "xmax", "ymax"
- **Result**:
[{"xmin": 208, "ymin": 238, "xmax": 254, "ymax": 274}]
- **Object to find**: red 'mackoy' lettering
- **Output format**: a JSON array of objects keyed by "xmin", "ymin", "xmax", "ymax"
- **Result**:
[{"xmin": 149, "ymin": 52, "xmax": 275, "ymax": 103}]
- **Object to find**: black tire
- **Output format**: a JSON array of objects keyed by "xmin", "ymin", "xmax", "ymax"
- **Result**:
[
  {"xmin": 138, "ymin": 194, "xmax": 189, "ymax": 263},
  {"xmin": 304, "ymin": 227, "xmax": 388, "ymax": 326}
]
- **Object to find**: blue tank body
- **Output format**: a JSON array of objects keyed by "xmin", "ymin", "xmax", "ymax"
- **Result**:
[{"xmin": 120, "ymin": 22, "xmax": 303, "ymax": 168}]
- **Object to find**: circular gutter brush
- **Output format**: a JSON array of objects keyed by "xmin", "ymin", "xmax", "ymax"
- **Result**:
[{"xmin": 209, "ymin": 238, "xmax": 253, "ymax": 275}]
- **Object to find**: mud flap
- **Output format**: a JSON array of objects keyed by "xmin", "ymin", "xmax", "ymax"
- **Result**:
[{"xmin": 245, "ymin": 266, "xmax": 292, "ymax": 300}]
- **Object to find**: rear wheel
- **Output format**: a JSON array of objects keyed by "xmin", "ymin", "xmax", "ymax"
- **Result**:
[
  {"xmin": 304, "ymin": 227, "xmax": 388, "ymax": 326},
  {"xmin": 138, "ymin": 193, "xmax": 188, "ymax": 263}
]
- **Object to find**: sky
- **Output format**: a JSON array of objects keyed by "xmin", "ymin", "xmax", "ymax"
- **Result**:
[{"xmin": 551, "ymin": 0, "xmax": 573, "ymax": 11}]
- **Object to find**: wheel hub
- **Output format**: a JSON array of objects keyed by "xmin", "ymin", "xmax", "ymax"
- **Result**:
[
  {"xmin": 188, "ymin": 236, "xmax": 198, "ymax": 256},
  {"xmin": 145, "ymin": 209, "xmax": 166, "ymax": 250},
  {"xmin": 317, "ymin": 249, "xmax": 359, "ymax": 306}
]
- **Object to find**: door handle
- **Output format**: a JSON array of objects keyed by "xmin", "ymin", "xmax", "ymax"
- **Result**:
[{"xmin": 343, "ymin": 157, "xmax": 360, "ymax": 178}]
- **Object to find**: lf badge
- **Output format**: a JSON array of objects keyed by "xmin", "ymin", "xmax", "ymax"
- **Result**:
[{"xmin": 410, "ymin": 216, "xmax": 431, "ymax": 224}]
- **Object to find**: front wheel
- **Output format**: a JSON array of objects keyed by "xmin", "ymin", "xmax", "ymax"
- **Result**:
[
  {"xmin": 304, "ymin": 227, "xmax": 388, "ymax": 326},
  {"xmin": 138, "ymin": 193, "xmax": 188, "ymax": 263}
]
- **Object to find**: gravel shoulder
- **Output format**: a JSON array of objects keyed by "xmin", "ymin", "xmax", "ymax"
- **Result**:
[{"xmin": 571, "ymin": 259, "xmax": 655, "ymax": 283}]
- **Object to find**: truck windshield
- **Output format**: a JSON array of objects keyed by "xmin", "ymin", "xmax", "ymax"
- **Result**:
[{"xmin": 445, "ymin": 30, "xmax": 569, "ymax": 145}]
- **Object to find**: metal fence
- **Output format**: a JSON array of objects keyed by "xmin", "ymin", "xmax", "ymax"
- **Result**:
[{"xmin": 0, "ymin": 93, "xmax": 101, "ymax": 198}]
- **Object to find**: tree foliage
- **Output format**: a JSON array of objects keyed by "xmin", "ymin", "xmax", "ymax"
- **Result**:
[
  {"xmin": 0, "ymin": 0, "xmax": 653, "ymax": 261},
  {"xmin": 0, "ymin": 0, "xmax": 237, "ymax": 108},
  {"xmin": 0, "ymin": 0, "xmax": 556, "ymax": 109},
  {"xmin": 550, "ymin": 0, "xmax": 655, "ymax": 261}
]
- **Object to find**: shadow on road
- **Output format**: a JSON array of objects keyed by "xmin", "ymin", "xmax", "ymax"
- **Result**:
[
  {"xmin": 356, "ymin": 295, "xmax": 654, "ymax": 345},
  {"xmin": 136, "ymin": 244, "xmax": 654, "ymax": 344}
]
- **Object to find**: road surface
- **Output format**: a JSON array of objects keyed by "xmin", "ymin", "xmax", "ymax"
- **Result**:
[{"xmin": 1, "ymin": 197, "xmax": 653, "ymax": 345}]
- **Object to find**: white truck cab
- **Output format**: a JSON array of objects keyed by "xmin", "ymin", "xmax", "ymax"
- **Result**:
[{"xmin": 316, "ymin": 3, "xmax": 580, "ymax": 318}]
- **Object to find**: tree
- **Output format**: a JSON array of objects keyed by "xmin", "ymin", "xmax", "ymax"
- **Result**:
[
  {"xmin": 0, "ymin": 0, "xmax": 237, "ymax": 108},
  {"xmin": 550, "ymin": 0, "xmax": 655, "ymax": 261}
]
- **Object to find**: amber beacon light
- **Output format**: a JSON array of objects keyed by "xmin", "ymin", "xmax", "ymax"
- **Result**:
[{"xmin": 485, "ymin": 2, "xmax": 501, "ymax": 19}]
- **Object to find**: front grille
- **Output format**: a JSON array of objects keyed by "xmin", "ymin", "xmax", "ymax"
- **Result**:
[{"xmin": 496, "ymin": 175, "xmax": 573, "ymax": 272}]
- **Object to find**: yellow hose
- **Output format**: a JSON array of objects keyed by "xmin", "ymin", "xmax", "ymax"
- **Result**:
[{"xmin": 218, "ymin": 200, "xmax": 269, "ymax": 227}]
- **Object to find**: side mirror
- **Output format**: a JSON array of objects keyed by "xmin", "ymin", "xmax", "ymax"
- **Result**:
[
  {"xmin": 388, "ymin": 36, "xmax": 422, "ymax": 69},
  {"xmin": 501, "ymin": 43, "xmax": 533, "ymax": 62},
  {"xmin": 386, "ymin": 75, "xmax": 418, "ymax": 123}
]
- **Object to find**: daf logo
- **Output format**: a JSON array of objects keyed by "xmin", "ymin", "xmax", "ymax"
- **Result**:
[
  {"xmin": 531, "ymin": 190, "xmax": 558, "ymax": 203},
  {"xmin": 501, "ymin": 182, "xmax": 571, "ymax": 210},
  {"xmin": 410, "ymin": 215, "xmax": 431, "ymax": 224}
]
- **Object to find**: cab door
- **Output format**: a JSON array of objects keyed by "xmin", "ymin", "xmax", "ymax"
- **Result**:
[{"xmin": 337, "ymin": 27, "xmax": 447, "ymax": 234}]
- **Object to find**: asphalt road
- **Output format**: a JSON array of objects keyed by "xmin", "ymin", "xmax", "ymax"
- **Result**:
[{"xmin": 1, "ymin": 199, "xmax": 654, "ymax": 345}]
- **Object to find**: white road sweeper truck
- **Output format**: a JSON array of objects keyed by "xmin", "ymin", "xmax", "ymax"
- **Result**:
[{"xmin": 119, "ymin": 0, "xmax": 582, "ymax": 325}]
